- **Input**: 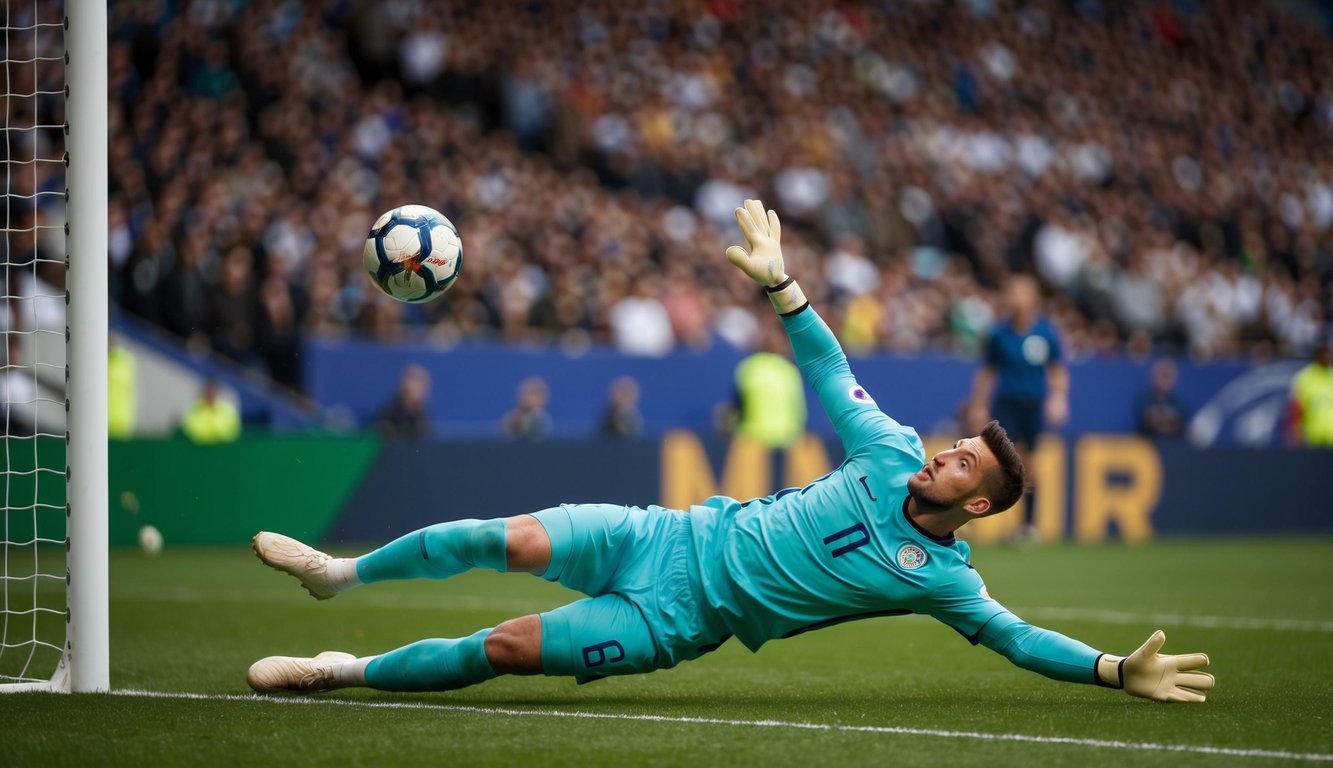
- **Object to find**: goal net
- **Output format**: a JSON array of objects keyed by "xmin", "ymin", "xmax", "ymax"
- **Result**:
[{"xmin": 0, "ymin": 0, "xmax": 107, "ymax": 693}]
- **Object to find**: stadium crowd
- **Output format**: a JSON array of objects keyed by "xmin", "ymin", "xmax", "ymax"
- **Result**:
[{"xmin": 16, "ymin": 0, "xmax": 1333, "ymax": 393}]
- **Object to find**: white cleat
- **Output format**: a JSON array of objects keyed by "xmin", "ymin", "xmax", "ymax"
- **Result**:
[
  {"xmin": 247, "ymin": 651, "xmax": 356, "ymax": 693},
  {"xmin": 252, "ymin": 531, "xmax": 346, "ymax": 600}
]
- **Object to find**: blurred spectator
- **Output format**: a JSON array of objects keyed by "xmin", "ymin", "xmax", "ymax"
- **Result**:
[
  {"xmin": 0, "ymin": 335, "xmax": 34, "ymax": 437},
  {"xmin": 718, "ymin": 320, "xmax": 807, "ymax": 449},
  {"xmin": 660, "ymin": 261, "xmax": 713, "ymax": 350},
  {"xmin": 1135, "ymin": 359, "xmax": 1189, "ymax": 440},
  {"xmin": 107, "ymin": 336, "xmax": 137, "ymax": 440},
  {"xmin": 375, "ymin": 365, "xmax": 432, "ymax": 439},
  {"xmin": 399, "ymin": 15, "xmax": 447, "ymax": 93},
  {"xmin": 501, "ymin": 53, "xmax": 553, "ymax": 152},
  {"xmin": 1033, "ymin": 209, "xmax": 1091, "ymax": 294},
  {"xmin": 254, "ymin": 276, "xmax": 303, "ymax": 392},
  {"xmin": 608, "ymin": 273, "xmax": 675, "ymax": 357},
  {"xmin": 1289, "ymin": 342, "xmax": 1333, "ymax": 448},
  {"xmin": 968, "ymin": 273, "xmax": 1068, "ymax": 537},
  {"xmin": 824, "ymin": 235, "xmax": 879, "ymax": 300},
  {"xmin": 503, "ymin": 376, "xmax": 553, "ymax": 441},
  {"xmin": 181, "ymin": 377, "xmax": 241, "ymax": 445},
  {"xmin": 597, "ymin": 376, "xmax": 643, "ymax": 440},
  {"xmin": 208, "ymin": 247, "xmax": 256, "ymax": 364}
]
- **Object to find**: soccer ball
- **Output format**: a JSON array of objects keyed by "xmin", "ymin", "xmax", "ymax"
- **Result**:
[
  {"xmin": 138, "ymin": 525, "xmax": 163, "ymax": 555},
  {"xmin": 362, "ymin": 205, "xmax": 463, "ymax": 303}
]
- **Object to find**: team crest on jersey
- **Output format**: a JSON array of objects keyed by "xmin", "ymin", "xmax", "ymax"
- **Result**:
[
  {"xmin": 1022, "ymin": 335, "xmax": 1050, "ymax": 365},
  {"xmin": 848, "ymin": 385, "xmax": 876, "ymax": 405},
  {"xmin": 896, "ymin": 544, "xmax": 927, "ymax": 570}
]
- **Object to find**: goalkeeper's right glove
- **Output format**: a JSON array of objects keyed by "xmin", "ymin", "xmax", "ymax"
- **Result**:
[
  {"xmin": 725, "ymin": 199, "xmax": 807, "ymax": 315},
  {"xmin": 1096, "ymin": 630, "xmax": 1215, "ymax": 703}
]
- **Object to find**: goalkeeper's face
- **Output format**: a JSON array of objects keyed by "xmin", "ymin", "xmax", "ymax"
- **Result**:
[{"xmin": 907, "ymin": 437, "xmax": 997, "ymax": 512}]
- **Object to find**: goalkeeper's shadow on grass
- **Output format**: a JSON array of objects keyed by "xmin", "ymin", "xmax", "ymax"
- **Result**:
[
  {"xmin": 317, "ymin": 686, "xmax": 1119, "ymax": 713},
  {"xmin": 320, "ymin": 689, "xmax": 867, "ymax": 710}
]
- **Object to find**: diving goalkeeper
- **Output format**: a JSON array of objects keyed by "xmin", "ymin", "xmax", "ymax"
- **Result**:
[{"xmin": 248, "ymin": 199, "xmax": 1215, "ymax": 703}]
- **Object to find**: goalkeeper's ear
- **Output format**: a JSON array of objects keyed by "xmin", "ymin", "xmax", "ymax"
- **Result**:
[{"xmin": 961, "ymin": 496, "xmax": 991, "ymax": 517}]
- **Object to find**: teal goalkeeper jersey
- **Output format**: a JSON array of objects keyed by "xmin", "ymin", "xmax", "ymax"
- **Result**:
[{"xmin": 688, "ymin": 306, "xmax": 1104, "ymax": 685}]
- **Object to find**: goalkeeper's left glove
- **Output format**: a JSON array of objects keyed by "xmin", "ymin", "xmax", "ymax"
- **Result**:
[
  {"xmin": 725, "ymin": 199, "xmax": 807, "ymax": 315},
  {"xmin": 1096, "ymin": 630, "xmax": 1215, "ymax": 703}
]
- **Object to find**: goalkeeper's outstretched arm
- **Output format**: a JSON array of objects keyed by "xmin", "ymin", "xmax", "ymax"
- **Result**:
[
  {"xmin": 725, "ymin": 199, "xmax": 898, "ymax": 454},
  {"xmin": 976, "ymin": 610, "xmax": 1216, "ymax": 703}
]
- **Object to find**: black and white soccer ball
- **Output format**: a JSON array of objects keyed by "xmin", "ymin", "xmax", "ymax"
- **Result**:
[{"xmin": 362, "ymin": 204, "xmax": 462, "ymax": 303}]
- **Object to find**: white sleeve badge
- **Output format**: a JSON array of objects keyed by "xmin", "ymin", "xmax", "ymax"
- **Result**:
[{"xmin": 848, "ymin": 385, "xmax": 876, "ymax": 405}]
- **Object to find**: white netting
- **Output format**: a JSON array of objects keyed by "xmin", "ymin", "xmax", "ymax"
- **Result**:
[{"xmin": 0, "ymin": 0, "xmax": 67, "ymax": 687}]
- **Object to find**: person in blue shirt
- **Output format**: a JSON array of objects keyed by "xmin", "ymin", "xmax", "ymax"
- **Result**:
[
  {"xmin": 247, "ymin": 200, "xmax": 1212, "ymax": 704},
  {"xmin": 967, "ymin": 272, "xmax": 1069, "ymax": 541},
  {"xmin": 1135, "ymin": 358, "xmax": 1189, "ymax": 440}
]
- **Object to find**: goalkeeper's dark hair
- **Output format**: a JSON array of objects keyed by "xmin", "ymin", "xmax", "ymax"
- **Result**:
[{"xmin": 977, "ymin": 420, "xmax": 1029, "ymax": 515}]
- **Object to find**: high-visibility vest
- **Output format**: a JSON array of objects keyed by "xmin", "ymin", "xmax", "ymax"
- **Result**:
[
  {"xmin": 107, "ymin": 346, "xmax": 136, "ymax": 440},
  {"xmin": 735, "ymin": 352, "xmax": 807, "ymax": 449},
  {"xmin": 1293, "ymin": 363, "xmax": 1333, "ymax": 447},
  {"xmin": 182, "ymin": 398, "xmax": 242, "ymax": 445}
]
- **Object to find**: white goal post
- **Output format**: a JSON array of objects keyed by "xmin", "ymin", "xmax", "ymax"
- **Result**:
[
  {"xmin": 0, "ymin": 0, "xmax": 108, "ymax": 694},
  {"xmin": 65, "ymin": 0, "xmax": 109, "ymax": 694}
]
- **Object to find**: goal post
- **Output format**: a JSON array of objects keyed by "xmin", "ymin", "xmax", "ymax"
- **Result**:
[
  {"xmin": 65, "ymin": 0, "xmax": 109, "ymax": 694},
  {"xmin": 0, "ymin": 0, "xmax": 108, "ymax": 694}
]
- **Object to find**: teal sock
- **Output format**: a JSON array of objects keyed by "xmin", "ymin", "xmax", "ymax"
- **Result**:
[
  {"xmin": 356, "ymin": 518, "xmax": 507, "ymax": 583},
  {"xmin": 364, "ymin": 629, "xmax": 497, "ymax": 692}
]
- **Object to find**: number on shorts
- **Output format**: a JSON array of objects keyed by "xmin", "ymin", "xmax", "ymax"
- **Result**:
[{"xmin": 582, "ymin": 640, "xmax": 625, "ymax": 668}]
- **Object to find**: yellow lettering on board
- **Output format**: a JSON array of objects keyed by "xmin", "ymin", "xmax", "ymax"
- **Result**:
[
  {"xmin": 784, "ymin": 433, "xmax": 833, "ymax": 488},
  {"xmin": 1074, "ymin": 435, "xmax": 1162, "ymax": 544},
  {"xmin": 1032, "ymin": 434, "xmax": 1066, "ymax": 542},
  {"xmin": 660, "ymin": 431, "xmax": 771, "ymax": 509}
]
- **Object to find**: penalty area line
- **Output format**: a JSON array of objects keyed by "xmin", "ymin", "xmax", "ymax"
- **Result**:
[
  {"xmin": 110, "ymin": 689, "xmax": 1333, "ymax": 763},
  {"xmin": 1012, "ymin": 606, "xmax": 1333, "ymax": 633},
  {"xmin": 109, "ymin": 587, "xmax": 1333, "ymax": 633}
]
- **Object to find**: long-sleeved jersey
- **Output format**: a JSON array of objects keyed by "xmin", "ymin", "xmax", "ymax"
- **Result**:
[{"xmin": 688, "ymin": 306, "xmax": 1103, "ymax": 684}]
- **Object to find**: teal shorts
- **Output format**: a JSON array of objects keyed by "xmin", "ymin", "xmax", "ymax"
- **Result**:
[{"xmin": 530, "ymin": 504, "xmax": 730, "ymax": 683}]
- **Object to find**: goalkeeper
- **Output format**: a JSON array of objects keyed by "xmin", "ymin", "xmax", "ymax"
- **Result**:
[{"xmin": 248, "ymin": 200, "xmax": 1214, "ymax": 704}]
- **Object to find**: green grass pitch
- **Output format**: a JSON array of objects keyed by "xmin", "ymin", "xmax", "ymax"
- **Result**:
[{"xmin": 2, "ymin": 537, "xmax": 1331, "ymax": 766}]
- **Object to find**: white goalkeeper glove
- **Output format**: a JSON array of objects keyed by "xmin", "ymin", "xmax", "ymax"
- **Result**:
[
  {"xmin": 725, "ymin": 199, "xmax": 807, "ymax": 315},
  {"xmin": 1096, "ymin": 630, "xmax": 1215, "ymax": 703}
]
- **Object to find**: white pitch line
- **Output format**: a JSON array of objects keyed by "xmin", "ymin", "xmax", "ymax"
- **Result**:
[
  {"xmin": 112, "ymin": 585, "xmax": 547, "ymax": 614},
  {"xmin": 111, "ymin": 586, "xmax": 1333, "ymax": 633},
  {"xmin": 1010, "ymin": 607, "xmax": 1333, "ymax": 633},
  {"xmin": 106, "ymin": 689, "xmax": 1333, "ymax": 763}
]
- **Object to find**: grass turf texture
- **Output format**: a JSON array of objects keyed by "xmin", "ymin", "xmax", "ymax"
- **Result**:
[{"xmin": 2, "ymin": 537, "xmax": 1330, "ymax": 767}]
